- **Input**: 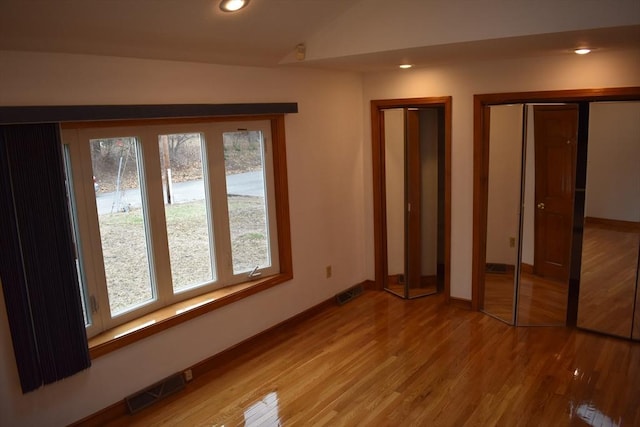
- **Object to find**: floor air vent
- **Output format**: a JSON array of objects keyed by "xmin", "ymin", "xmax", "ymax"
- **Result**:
[
  {"xmin": 335, "ymin": 284, "xmax": 364, "ymax": 305},
  {"xmin": 126, "ymin": 372, "xmax": 186, "ymax": 414}
]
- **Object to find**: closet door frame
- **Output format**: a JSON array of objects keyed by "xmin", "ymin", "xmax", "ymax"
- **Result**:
[
  {"xmin": 472, "ymin": 87, "xmax": 640, "ymax": 326},
  {"xmin": 371, "ymin": 97, "xmax": 452, "ymax": 302}
]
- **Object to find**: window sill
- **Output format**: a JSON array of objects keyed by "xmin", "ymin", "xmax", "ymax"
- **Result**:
[{"xmin": 88, "ymin": 273, "xmax": 292, "ymax": 359}]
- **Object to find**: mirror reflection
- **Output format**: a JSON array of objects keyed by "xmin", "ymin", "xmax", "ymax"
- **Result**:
[
  {"xmin": 577, "ymin": 101, "xmax": 640, "ymax": 338},
  {"xmin": 385, "ymin": 109, "xmax": 406, "ymax": 297},
  {"xmin": 516, "ymin": 104, "xmax": 576, "ymax": 326},
  {"xmin": 483, "ymin": 103, "xmax": 577, "ymax": 325},
  {"xmin": 480, "ymin": 96, "xmax": 640, "ymax": 337},
  {"xmin": 383, "ymin": 108, "xmax": 443, "ymax": 299},
  {"xmin": 482, "ymin": 104, "xmax": 523, "ymax": 323},
  {"xmin": 634, "ymin": 257, "xmax": 640, "ymax": 341}
]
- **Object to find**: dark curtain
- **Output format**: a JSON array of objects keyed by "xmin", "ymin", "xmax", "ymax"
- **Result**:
[{"xmin": 0, "ymin": 123, "xmax": 90, "ymax": 393}]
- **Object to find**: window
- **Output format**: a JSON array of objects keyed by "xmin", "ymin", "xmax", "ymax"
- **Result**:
[{"xmin": 62, "ymin": 118, "xmax": 286, "ymax": 337}]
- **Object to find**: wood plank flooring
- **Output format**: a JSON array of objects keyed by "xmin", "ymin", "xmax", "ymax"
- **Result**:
[{"xmin": 104, "ymin": 291, "xmax": 640, "ymax": 426}]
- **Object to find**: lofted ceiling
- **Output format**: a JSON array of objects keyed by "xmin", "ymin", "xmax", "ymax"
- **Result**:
[
  {"xmin": 0, "ymin": 0, "xmax": 639, "ymax": 72},
  {"xmin": 0, "ymin": 0, "xmax": 361, "ymax": 67}
]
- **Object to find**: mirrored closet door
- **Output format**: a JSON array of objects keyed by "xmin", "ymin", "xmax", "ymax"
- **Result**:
[
  {"xmin": 577, "ymin": 101, "xmax": 640, "ymax": 339},
  {"xmin": 482, "ymin": 104, "xmax": 524, "ymax": 323},
  {"xmin": 478, "ymin": 93, "xmax": 640, "ymax": 338},
  {"xmin": 383, "ymin": 107, "xmax": 444, "ymax": 299},
  {"xmin": 482, "ymin": 103, "xmax": 576, "ymax": 325}
]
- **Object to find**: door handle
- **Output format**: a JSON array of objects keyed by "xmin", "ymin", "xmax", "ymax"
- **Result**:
[{"xmin": 537, "ymin": 202, "xmax": 545, "ymax": 210}]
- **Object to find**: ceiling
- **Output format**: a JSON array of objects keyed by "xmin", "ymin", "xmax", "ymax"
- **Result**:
[
  {"xmin": 0, "ymin": 0, "xmax": 361, "ymax": 67},
  {"xmin": 295, "ymin": 26, "xmax": 640, "ymax": 72},
  {"xmin": 0, "ymin": 0, "xmax": 638, "ymax": 72}
]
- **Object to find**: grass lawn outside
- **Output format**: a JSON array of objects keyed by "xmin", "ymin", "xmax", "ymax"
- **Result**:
[{"xmin": 98, "ymin": 195, "xmax": 268, "ymax": 314}]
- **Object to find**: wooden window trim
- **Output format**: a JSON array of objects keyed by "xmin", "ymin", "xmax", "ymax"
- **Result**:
[
  {"xmin": 73, "ymin": 114, "xmax": 293, "ymax": 358},
  {"xmin": 88, "ymin": 272, "xmax": 292, "ymax": 359},
  {"xmin": 0, "ymin": 103, "xmax": 295, "ymax": 359}
]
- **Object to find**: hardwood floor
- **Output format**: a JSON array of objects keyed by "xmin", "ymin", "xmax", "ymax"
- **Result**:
[{"xmin": 102, "ymin": 291, "xmax": 640, "ymax": 426}]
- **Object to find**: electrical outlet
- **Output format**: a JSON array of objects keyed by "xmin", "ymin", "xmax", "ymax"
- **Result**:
[
  {"xmin": 326, "ymin": 265, "xmax": 332, "ymax": 278},
  {"xmin": 184, "ymin": 369, "xmax": 193, "ymax": 382},
  {"xmin": 509, "ymin": 237, "xmax": 516, "ymax": 248}
]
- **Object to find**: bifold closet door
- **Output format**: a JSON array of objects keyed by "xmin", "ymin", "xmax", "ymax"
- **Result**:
[
  {"xmin": 577, "ymin": 101, "xmax": 640, "ymax": 338},
  {"xmin": 383, "ymin": 108, "xmax": 440, "ymax": 299}
]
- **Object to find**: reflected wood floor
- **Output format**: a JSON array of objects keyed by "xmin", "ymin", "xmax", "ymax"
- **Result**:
[
  {"xmin": 578, "ymin": 222, "xmax": 640, "ymax": 338},
  {"xmin": 482, "ymin": 272, "xmax": 516, "ymax": 322},
  {"xmin": 518, "ymin": 272, "xmax": 568, "ymax": 325},
  {"xmin": 104, "ymin": 291, "xmax": 640, "ymax": 426},
  {"xmin": 483, "ymin": 272, "xmax": 568, "ymax": 325},
  {"xmin": 386, "ymin": 282, "xmax": 438, "ymax": 299},
  {"xmin": 385, "ymin": 274, "xmax": 438, "ymax": 299},
  {"xmin": 483, "ymin": 221, "xmax": 639, "ymax": 330}
]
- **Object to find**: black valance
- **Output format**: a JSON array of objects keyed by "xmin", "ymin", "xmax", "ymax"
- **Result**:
[{"xmin": 0, "ymin": 103, "xmax": 298, "ymax": 125}]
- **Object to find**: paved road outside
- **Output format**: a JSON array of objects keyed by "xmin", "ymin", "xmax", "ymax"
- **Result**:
[{"xmin": 96, "ymin": 171, "xmax": 263, "ymax": 214}]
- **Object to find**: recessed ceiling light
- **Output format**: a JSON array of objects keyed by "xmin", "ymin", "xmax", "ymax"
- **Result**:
[
  {"xmin": 399, "ymin": 64, "xmax": 413, "ymax": 69},
  {"xmin": 574, "ymin": 48, "xmax": 591, "ymax": 55},
  {"xmin": 219, "ymin": 0, "xmax": 250, "ymax": 12}
]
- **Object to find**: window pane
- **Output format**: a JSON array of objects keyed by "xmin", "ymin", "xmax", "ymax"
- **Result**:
[
  {"xmin": 91, "ymin": 137, "xmax": 154, "ymax": 315},
  {"xmin": 159, "ymin": 133, "xmax": 215, "ymax": 292},
  {"xmin": 62, "ymin": 146, "xmax": 91, "ymax": 327},
  {"xmin": 223, "ymin": 130, "xmax": 271, "ymax": 274}
]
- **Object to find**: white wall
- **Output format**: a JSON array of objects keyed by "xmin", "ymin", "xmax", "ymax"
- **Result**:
[
  {"xmin": 1, "ymin": 46, "xmax": 640, "ymax": 427},
  {"xmin": 586, "ymin": 101, "xmax": 640, "ymax": 222},
  {"xmin": 0, "ymin": 51, "xmax": 365, "ymax": 427},
  {"xmin": 363, "ymin": 48, "xmax": 640, "ymax": 300},
  {"xmin": 384, "ymin": 108, "xmax": 405, "ymax": 275},
  {"xmin": 486, "ymin": 104, "xmax": 523, "ymax": 266}
]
